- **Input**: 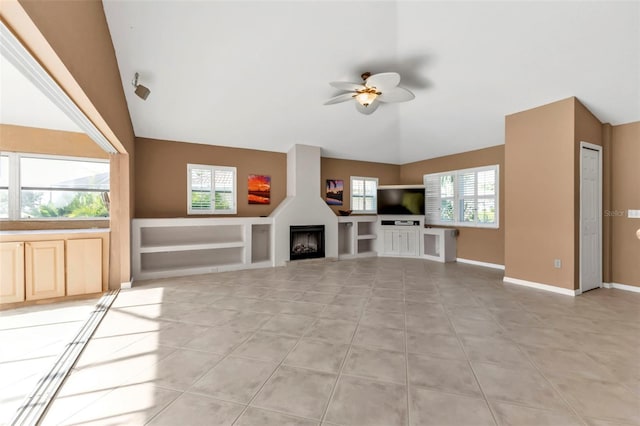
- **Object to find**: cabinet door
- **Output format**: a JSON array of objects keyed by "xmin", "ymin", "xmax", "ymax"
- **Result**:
[
  {"xmin": 0, "ymin": 242, "xmax": 25, "ymax": 304},
  {"xmin": 400, "ymin": 230, "xmax": 419, "ymax": 256},
  {"xmin": 66, "ymin": 239, "xmax": 103, "ymax": 295},
  {"xmin": 383, "ymin": 230, "xmax": 399, "ymax": 255},
  {"xmin": 25, "ymin": 240, "xmax": 65, "ymax": 300}
]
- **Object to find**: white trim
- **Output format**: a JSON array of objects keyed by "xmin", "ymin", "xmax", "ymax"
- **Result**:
[
  {"xmin": 456, "ymin": 258, "xmax": 505, "ymax": 270},
  {"xmin": 350, "ymin": 176, "xmax": 378, "ymax": 214},
  {"xmin": 187, "ymin": 164, "xmax": 237, "ymax": 215},
  {"xmin": 424, "ymin": 164, "xmax": 499, "ymax": 229},
  {"xmin": 503, "ymin": 276, "xmax": 579, "ymax": 297},
  {"xmin": 603, "ymin": 282, "xmax": 640, "ymax": 293},
  {"xmin": 0, "ymin": 22, "xmax": 117, "ymax": 154},
  {"xmin": 579, "ymin": 142, "xmax": 603, "ymax": 294}
]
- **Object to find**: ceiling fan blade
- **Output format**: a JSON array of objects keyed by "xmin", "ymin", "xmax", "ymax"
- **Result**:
[
  {"xmin": 329, "ymin": 81, "xmax": 365, "ymax": 91},
  {"xmin": 364, "ymin": 72, "xmax": 401, "ymax": 92},
  {"xmin": 355, "ymin": 99, "xmax": 380, "ymax": 115},
  {"xmin": 324, "ymin": 93, "xmax": 355, "ymax": 105},
  {"xmin": 378, "ymin": 87, "xmax": 415, "ymax": 103}
]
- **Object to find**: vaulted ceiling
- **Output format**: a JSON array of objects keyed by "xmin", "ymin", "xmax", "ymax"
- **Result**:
[{"xmin": 104, "ymin": 2, "xmax": 640, "ymax": 163}]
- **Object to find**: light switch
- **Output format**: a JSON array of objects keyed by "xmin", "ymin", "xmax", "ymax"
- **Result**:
[{"xmin": 628, "ymin": 210, "xmax": 640, "ymax": 219}]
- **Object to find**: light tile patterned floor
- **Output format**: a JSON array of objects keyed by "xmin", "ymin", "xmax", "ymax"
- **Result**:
[
  {"xmin": 35, "ymin": 258, "xmax": 640, "ymax": 425},
  {"xmin": 0, "ymin": 299, "xmax": 99, "ymax": 425}
]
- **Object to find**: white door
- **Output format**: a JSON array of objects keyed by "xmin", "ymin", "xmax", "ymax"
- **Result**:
[{"xmin": 580, "ymin": 145, "xmax": 601, "ymax": 292}]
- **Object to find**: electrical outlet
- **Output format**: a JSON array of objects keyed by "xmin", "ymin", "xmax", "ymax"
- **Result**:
[{"xmin": 554, "ymin": 259, "xmax": 562, "ymax": 269}]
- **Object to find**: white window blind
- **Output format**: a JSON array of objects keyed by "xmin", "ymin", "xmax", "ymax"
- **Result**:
[
  {"xmin": 424, "ymin": 165, "xmax": 499, "ymax": 228},
  {"xmin": 188, "ymin": 164, "xmax": 237, "ymax": 214},
  {"xmin": 351, "ymin": 176, "xmax": 378, "ymax": 214}
]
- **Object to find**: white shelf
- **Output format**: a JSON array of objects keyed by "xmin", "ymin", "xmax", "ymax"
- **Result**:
[
  {"xmin": 139, "ymin": 241, "xmax": 244, "ymax": 253},
  {"xmin": 132, "ymin": 217, "xmax": 273, "ymax": 280},
  {"xmin": 357, "ymin": 234, "xmax": 376, "ymax": 240},
  {"xmin": 337, "ymin": 215, "xmax": 378, "ymax": 259}
]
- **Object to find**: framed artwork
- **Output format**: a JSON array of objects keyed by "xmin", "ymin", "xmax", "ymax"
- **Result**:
[
  {"xmin": 325, "ymin": 179, "xmax": 343, "ymax": 206},
  {"xmin": 248, "ymin": 174, "xmax": 271, "ymax": 204}
]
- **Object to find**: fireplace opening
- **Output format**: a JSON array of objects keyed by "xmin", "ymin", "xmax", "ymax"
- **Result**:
[{"xmin": 290, "ymin": 225, "xmax": 325, "ymax": 261}]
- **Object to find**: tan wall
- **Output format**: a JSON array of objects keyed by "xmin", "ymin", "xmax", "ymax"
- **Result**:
[
  {"xmin": 321, "ymin": 158, "xmax": 400, "ymax": 215},
  {"xmin": 400, "ymin": 146, "xmax": 505, "ymax": 265},
  {"xmin": 0, "ymin": 124, "xmax": 109, "ymax": 159},
  {"xmin": 610, "ymin": 122, "xmax": 640, "ymax": 286},
  {"xmin": 505, "ymin": 98, "xmax": 575, "ymax": 290},
  {"xmin": 2, "ymin": 0, "xmax": 135, "ymax": 288},
  {"xmin": 135, "ymin": 138, "xmax": 287, "ymax": 218}
]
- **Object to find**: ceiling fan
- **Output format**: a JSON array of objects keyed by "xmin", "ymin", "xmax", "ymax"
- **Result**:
[{"xmin": 324, "ymin": 72, "xmax": 415, "ymax": 115}]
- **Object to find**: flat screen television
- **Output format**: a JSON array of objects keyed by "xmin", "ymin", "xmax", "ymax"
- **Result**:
[{"xmin": 377, "ymin": 186, "xmax": 425, "ymax": 215}]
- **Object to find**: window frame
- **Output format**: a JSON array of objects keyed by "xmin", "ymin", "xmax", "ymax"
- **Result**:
[
  {"xmin": 424, "ymin": 165, "xmax": 499, "ymax": 229},
  {"xmin": 350, "ymin": 176, "xmax": 378, "ymax": 214},
  {"xmin": 0, "ymin": 152, "xmax": 110, "ymax": 221},
  {"xmin": 187, "ymin": 163, "xmax": 237, "ymax": 215}
]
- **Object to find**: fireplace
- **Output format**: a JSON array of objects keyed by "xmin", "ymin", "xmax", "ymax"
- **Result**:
[{"xmin": 290, "ymin": 225, "xmax": 325, "ymax": 260}]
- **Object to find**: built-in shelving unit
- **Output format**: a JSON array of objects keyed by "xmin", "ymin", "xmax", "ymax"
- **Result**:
[
  {"xmin": 422, "ymin": 227, "xmax": 457, "ymax": 263},
  {"xmin": 337, "ymin": 215, "xmax": 377, "ymax": 259},
  {"xmin": 132, "ymin": 217, "xmax": 273, "ymax": 280}
]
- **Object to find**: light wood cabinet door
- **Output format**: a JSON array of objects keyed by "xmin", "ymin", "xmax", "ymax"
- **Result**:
[
  {"xmin": 66, "ymin": 238, "xmax": 102, "ymax": 295},
  {"xmin": 25, "ymin": 240, "xmax": 65, "ymax": 300},
  {"xmin": 0, "ymin": 242, "xmax": 25, "ymax": 304}
]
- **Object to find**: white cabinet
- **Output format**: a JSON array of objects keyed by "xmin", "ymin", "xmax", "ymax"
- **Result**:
[
  {"xmin": 382, "ymin": 228, "xmax": 419, "ymax": 257},
  {"xmin": 338, "ymin": 215, "xmax": 377, "ymax": 259},
  {"xmin": 422, "ymin": 228, "xmax": 457, "ymax": 263},
  {"xmin": 132, "ymin": 217, "xmax": 273, "ymax": 280},
  {"xmin": 377, "ymin": 215, "xmax": 424, "ymax": 258}
]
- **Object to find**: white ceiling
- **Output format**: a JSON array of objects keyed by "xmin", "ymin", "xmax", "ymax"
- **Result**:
[
  {"xmin": 103, "ymin": 1, "xmax": 639, "ymax": 164},
  {"xmin": 0, "ymin": 53, "xmax": 82, "ymax": 133}
]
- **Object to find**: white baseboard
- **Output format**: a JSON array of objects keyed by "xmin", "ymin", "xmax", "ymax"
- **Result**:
[
  {"xmin": 457, "ymin": 258, "xmax": 505, "ymax": 270},
  {"xmin": 603, "ymin": 282, "xmax": 640, "ymax": 293},
  {"xmin": 120, "ymin": 281, "xmax": 132, "ymax": 289},
  {"xmin": 503, "ymin": 276, "xmax": 579, "ymax": 297}
]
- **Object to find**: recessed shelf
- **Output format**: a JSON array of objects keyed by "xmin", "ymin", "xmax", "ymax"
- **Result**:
[{"xmin": 132, "ymin": 218, "xmax": 273, "ymax": 280}]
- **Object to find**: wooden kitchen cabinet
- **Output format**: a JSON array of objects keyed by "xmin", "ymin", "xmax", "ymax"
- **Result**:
[
  {"xmin": 25, "ymin": 240, "xmax": 65, "ymax": 301},
  {"xmin": 0, "ymin": 241, "xmax": 25, "ymax": 304},
  {"xmin": 66, "ymin": 238, "xmax": 102, "ymax": 295}
]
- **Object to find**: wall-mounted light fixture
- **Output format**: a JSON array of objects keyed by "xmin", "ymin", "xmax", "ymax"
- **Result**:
[{"xmin": 132, "ymin": 72, "xmax": 150, "ymax": 100}]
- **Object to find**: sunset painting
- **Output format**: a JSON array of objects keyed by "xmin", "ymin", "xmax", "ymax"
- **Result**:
[
  {"xmin": 248, "ymin": 174, "xmax": 271, "ymax": 204},
  {"xmin": 325, "ymin": 179, "xmax": 343, "ymax": 206}
]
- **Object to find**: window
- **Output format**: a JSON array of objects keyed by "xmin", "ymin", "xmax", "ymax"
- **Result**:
[
  {"xmin": 0, "ymin": 153, "xmax": 110, "ymax": 220},
  {"xmin": 350, "ymin": 176, "xmax": 378, "ymax": 214},
  {"xmin": 188, "ymin": 164, "xmax": 237, "ymax": 214},
  {"xmin": 424, "ymin": 165, "xmax": 499, "ymax": 228}
]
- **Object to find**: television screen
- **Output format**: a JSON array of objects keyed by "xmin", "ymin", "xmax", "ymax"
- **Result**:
[{"xmin": 377, "ymin": 187, "xmax": 425, "ymax": 215}]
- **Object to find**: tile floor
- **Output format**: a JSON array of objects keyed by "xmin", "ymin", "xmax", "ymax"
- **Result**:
[
  {"xmin": 0, "ymin": 298, "xmax": 99, "ymax": 425},
  {"xmin": 18, "ymin": 258, "xmax": 640, "ymax": 425}
]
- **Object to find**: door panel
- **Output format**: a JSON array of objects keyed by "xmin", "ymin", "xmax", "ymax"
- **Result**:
[{"xmin": 581, "ymin": 147, "xmax": 601, "ymax": 292}]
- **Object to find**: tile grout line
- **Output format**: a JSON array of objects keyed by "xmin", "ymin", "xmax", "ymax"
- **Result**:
[
  {"xmin": 441, "ymin": 290, "xmax": 501, "ymax": 426},
  {"xmin": 228, "ymin": 273, "xmax": 340, "ymax": 425},
  {"xmin": 318, "ymin": 271, "xmax": 374, "ymax": 425}
]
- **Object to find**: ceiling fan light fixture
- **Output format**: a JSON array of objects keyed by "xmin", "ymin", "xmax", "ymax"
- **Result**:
[
  {"xmin": 355, "ymin": 90, "xmax": 379, "ymax": 107},
  {"xmin": 325, "ymin": 71, "xmax": 413, "ymax": 114}
]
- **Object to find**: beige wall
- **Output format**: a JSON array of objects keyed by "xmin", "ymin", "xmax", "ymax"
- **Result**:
[
  {"xmin": 0, "ymin": 124, "xmax": 109, "ymax": 159},
  {"xmin": 321, "ymin": 158, "xmax": 400, "ymax": 215},
  {"xmin": 505, "ymin": 98, "xmax": 576, "ymax": 290},
  {"xmin": 400, "ymin": 146, "xmax": 505, "ymax": 266},
  {"xmin": 610, "ymin": 122, "xmax": 640, "ymax": 287},
  {"xmin": 135, "ymin": 138, "xmax": 287, "ymax": 218},
  {"xmin": 2, "ymin": 0, "xmax": 135, "ymax": 288}
]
